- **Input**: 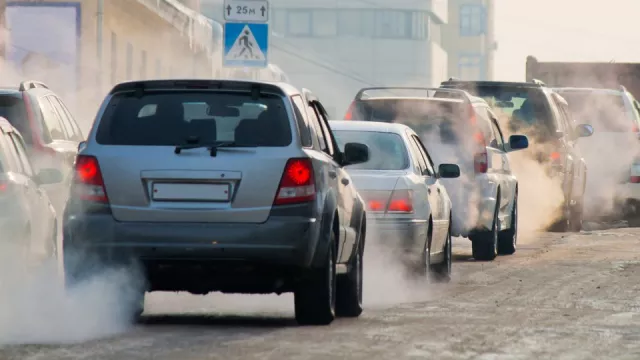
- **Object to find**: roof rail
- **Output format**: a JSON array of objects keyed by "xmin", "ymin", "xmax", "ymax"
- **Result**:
[
  {"xmin": 353, "ymin": 86, "xmax": 467, "ymax": 101},
  {"xmin": 531, "ymin": 79, "xmax": 546, "ymax": 86},
  {"xmin": 18, "ymin": 80, "xmax": 49, "ymax": 91},
  {"xmin": 620, "ymin": 85, "xmax": 628, "ymax": 92},
  {"xmin": 447, "ymin": 77, "xmax": 460, "ymax": 81}
]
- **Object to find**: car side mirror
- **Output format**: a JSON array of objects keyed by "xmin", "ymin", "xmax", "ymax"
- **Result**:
[
  {"xmin": 437, "ymin": 163, "xmax": 460, "ymax": 178},
  {"xmin": 342, "ymin": 142, "xmax": 369, "ymax": 166},
  {"xmin": 505, "ymin": 134, "xmax": 529, "ymax": 152},
  {"xmin": 35, "ymin": 168, "xmax": 64, "ymax": 185},
  {"xmin": 574, "ymin": 123, "xmax": 594, "ymax": 138}
]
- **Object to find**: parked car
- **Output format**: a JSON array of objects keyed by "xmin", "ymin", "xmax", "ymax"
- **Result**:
[
  {"xmin": 342, "ymin": 86, "xmax": 530, "ymax": 260},
  {"xmin": 63, "ymin": 79, "xmax": 370, "ymax": 325},
  {"xmin": 440, "ymin": 79, "xmax": 594, "ymax": 232},
  {"xmin": 553, "ymin": 86, "xmax": 640, "ymax": 222},
  {"xmin": 329, "ymin": 120, "xmax": 459, "ymax": 279},
  {"xmin": 0, "ymin": 117, "xmax": 62, "ymax": 267},
  {"xmin": 0, "ymin": 80, "xmax": 84, "ymax": 214}
]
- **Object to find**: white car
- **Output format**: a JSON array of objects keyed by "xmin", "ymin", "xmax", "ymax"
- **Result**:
[
  {"xmin": 342, "ymin": 87, "xmax": 530, "ymax": 261},
  {"xmin": 553, "ymin": 86, "xmax": 640, "ymax": 221},
  {"xmin": 0, "ymin": 117, "xmax": 62, "ymax": 267},
  {"xmin": 329, "ymin": 120, "xmax": 460, "ymax": 281}
]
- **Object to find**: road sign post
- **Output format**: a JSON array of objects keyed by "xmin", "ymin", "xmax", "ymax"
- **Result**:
[{"xmin": 223, "ymin": 0, "xmax": 269, "ymax": 69}]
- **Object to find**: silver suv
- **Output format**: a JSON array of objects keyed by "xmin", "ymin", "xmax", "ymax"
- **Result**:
[{"xmin": 63, "ymin": 80, "xmax": 370, "ymax": 325}]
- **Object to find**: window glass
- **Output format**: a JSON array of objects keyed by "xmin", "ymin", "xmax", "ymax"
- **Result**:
[
  {"xmin": 334, "ymin": 130, "xmax": 409, "ymax": 170},
  {"xmin": 375, "ymin": 10, "xmax": 409, "ymax": 38},
  {"xmin": 459, "ymin": 4, "xmax": 486, "ymax": 36},
  {"xmin": 412, "ymin": 135, "xmax": 436, "ymax": 175},
  {"xmin": 306, "ymin": 102, "xmax": 327, "ymax": 152},
  {"xmin": 291, "ymin": 95, "xmax": 312, "ymax": 147},
  {"xmin": 312, "ymin": 10, "xmax": 337, "ymax": 36},
  {"xmin": 312, "ymin": 102, "xmax": 335, "ymax": 156},
  {"xmin": 38, "ymin": 98, "xmax": 66, "ymax": 141},
  {"xmin": 48, "ymin": 96, "xmax": 75, "ymax": 139},
  {"xmin": 96, "ymin": 92, "xmax": 292, "ymax": 147}
]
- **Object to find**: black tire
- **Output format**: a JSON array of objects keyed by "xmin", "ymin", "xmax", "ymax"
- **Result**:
[
  {"xmin": 498, "ymin": 193, "xmax": 517, "ymax": 255},
  {"xmin": 471, "ymin": 200, "xmax": 499, "ymax": 261},
  {"xmin": 429, "ymin": 220, "xmax": 452, "ymax": 283},
  {"xmin": 336, "ymin": 219, "xmax": 364, "ymax": 318},
  {"xmin": 294, "ymin": 229, "xmax": 337, "ymax": 326}
]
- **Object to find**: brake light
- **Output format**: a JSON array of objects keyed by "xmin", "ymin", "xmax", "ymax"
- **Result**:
[
  {"xmin": 633, "ymin": 124, "xmax": 639, "ymax": 133},
  {"xmin": 73, "ymin": 155, "xmax": 108, "ymax": 203},
  {"xmin": 344, "ymin": 101, "xmax": 356, "ymax": 120},
  {"xmin": 387, "ymin": 189, "xmax": 414, "ymax": 213},
  {"xmin": 368, "ymin": 200, "xmax": 385, "ymax": 211},
  {"xmin": 550, "ymin": 151, "xmax": 561, "ymax": 161},
  {"xmin": 631, "ymin": 176, "xmax": 640, "ymax": 183},
  {"xmin": 0, "ymin": 182, "xmax": 7, "ymax": 192},
  {"xmin": 274, "ymin": 158, "xmax": 316, "ymax": 205}
]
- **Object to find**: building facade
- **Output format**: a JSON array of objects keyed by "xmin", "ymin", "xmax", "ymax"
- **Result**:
[
  {"xmin": 200, "ymin": 0, "xmax": 449, "ymax": 118},
  {"xmin": 442, "ymin": 0, "xmax": 496, "ymax": 81}
]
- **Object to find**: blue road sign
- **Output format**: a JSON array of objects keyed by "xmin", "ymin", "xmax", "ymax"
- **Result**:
[{"xmin": 223, "ymin": 22, "xmax": 268, "ymax": 68}]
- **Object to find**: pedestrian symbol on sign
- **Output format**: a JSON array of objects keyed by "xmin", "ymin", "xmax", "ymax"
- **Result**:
[{"xmin": 226, "ymin": 25, "xmax": 265, "ymax": 61}]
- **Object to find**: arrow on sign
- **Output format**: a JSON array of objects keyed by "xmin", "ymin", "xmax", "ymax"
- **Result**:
[
  {"xmin": 226, "ymin": 5, "xmax": 231, "ymax": 16},
  {"xmin": 260, "ymin": 6, "xmax": 266, "ymax": 17}
]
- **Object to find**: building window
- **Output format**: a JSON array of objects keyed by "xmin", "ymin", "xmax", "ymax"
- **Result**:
[
  {"xmin": 272, "ymin": 9, "xmax": 286, "ymax": 35},
  {"xmin": 287, "ymin": 10, "xmax": 311, "ymax": 36},
  {"xmin": 459, "ymin": 4, "xmax": 486, "ymax": 36},
  {"xmin": 140, "ymin": 50, "xmax": 147, "ymax": 79},
  {"xmin": 458, "ymin": 54, "xmax": 484, "ymax": 80},
  {"xmin": 410, "ymin": 12, "xmax": 428, "ymax": 40},
  {"xmin": 126, "ymin": 43, "xmax": 133, "ymax": 80},
  {"xmin": 312, "ymin": 10, "xmax": 337, "ymax": 37},
  {"xmin": 375, "ymin": 10, "xmax": 410, "ymax": 39},
  {"xmin": 338, "ymin": 9, "xmax": 374, "ymax": 37},
  {"xmin": 110, "ymin": 32, "xmax": 117, "ymax": 85}
]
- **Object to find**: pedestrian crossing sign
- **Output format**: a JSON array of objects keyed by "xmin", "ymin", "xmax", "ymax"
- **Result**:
[{"xmin": 223, "ymin": 22, "xmax": 269, "ymax": 68}]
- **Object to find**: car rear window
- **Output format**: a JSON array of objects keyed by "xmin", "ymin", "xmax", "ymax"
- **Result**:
[
  {"xmin": 445, "ymin": 84, "xmax": 555, "ymax": 134},
  {"xmin": 0, "ymin": 96, "xmax": 31, "ymax": 145},
  {"xmin": 557, "ymin": 91, "xmax": 633, "ymax": 132},
  {"xmin": 96, "ymin": 91, "xmax": 292, "ymax": 146},
  {"xmin": 333, "ymin": 130, "xmax": 409, "ymax": 171}
]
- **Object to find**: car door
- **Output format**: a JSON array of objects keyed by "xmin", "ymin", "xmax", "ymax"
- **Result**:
[
  {"xmin": 409, "ymin": 133, "xmax": 446, "ymax": 251},
  {"xmin": 554, "ymin": 96, "xmax": 584, "ymax": 201},
  {"xmin": 300, "ymin": 90, "xmax": 349, "ymax": 263},
  {"xmin": 486, "ymin": 109, "xmax": 513, "ymax": 217},
  {"xmin": 312, "ymin": 99, "xmax": 359, "ymax": 263}
]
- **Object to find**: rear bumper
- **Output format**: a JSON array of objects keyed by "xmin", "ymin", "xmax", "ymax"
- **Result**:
[
  {"xmin": 445, "ymin": 179, "xmax": 497, "ymax": 237},
  {"xmin": 615, "ymin": 183, "xmax": 640, "ymax": 202},
  {"xmin": 367, "ymin": 218, "xmax": 428, "ymax": 255}
]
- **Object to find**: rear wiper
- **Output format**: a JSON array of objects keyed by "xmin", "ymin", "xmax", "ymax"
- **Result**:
[{"xmin": 174, "ymin": 141, "xmax": 239, "ymax": 157}]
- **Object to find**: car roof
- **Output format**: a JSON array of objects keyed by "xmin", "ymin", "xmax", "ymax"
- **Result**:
[
  {"xmin": 108, "ymin": 79, "xmax": 302, "ymax": 96},
  {"xmin": 441, "ymin": 80, "xmax": 545, "ymax": 89},
  {"xmin": 328, "ymin": 120, "xmax": 413, "ymax": 135},
  {"xmin": 0, "ymin": 117, "xmax": 14, "ymax": 132}
]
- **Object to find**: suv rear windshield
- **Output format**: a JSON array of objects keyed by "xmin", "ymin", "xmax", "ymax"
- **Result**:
[
  {"xmin": 0, "ymin": 96, "xmax": 31, "ymax": 144},
  {"xmin": 557, "ymin": 91, "xmax": 633, "ymax": 132},
  {"xmin": 96, "ymin": 91, "xmax": 292, "ymax": 146},
  {"xmin": 445, "ymin": 84, "xmax": 555, "ymax": 134},
  {"xmin": 351, "ymin": 98, "xmax": 471, "ymax": 143},
  {"xmin": 333, "ymin": 130, "xmax": 409, "ymax": 170}
]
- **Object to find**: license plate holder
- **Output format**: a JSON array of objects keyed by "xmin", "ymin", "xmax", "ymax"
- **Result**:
[{"xmin": 152, "ymin": 183, "xmax": 230, "ymax": 202}]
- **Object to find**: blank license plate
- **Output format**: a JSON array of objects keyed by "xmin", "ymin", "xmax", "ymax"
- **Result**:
[{"xmin": 152, "ymin": 183, "xmax": 230, "ymax": 201}]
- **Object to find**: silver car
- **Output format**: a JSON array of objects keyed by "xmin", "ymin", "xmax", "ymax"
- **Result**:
[
  {"xmin": 329, "ymin": 120, "xmax": 460, "ymax": 281},
  {"xmin": 0, "ymin": 117, "xmax": 62, "ymax": 267},
  {"xmin": 63, "ymin": 80, "xmax": 370, "ymax": 326}
]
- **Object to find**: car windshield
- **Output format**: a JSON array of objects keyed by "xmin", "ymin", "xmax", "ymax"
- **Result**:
[
  {"xmin": 96, "ymin": 91, "xmax": 292, "ymax": 146},
  {"xmin": 333, "ymin": 130, "xmax": 409, "ymax": 170},
  {"xmin": 557, "ymin": 91, "xmax": 633, "ymax": 132}
]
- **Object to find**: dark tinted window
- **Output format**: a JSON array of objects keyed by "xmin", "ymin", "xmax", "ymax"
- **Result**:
[
  {"xmin": 558, "ymin": 91, "xmax": 632, "ymax": 132},
  {"xmin": 333, "ymin": 130, "xmax": 409, "ymax": 170},
  {"xmin": 96, "ymin": 91, "xmax": 292, "ymax": 146},
  {"xmin": 446, "ymin": 84, "xmax": 555, "ymax": 136},
  {"xmin": 0, "ymin": 96, "xmax": 32, "ymax": 144}
]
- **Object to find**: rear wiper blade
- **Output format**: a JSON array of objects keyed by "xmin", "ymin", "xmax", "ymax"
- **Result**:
[{"xmin": 175, "ymin": 141, "xmax": 252, "ymax": 157}]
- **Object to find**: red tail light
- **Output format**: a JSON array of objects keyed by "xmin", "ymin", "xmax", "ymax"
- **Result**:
[
  {"xmin": 73, "ymin": 155, "xmax": 108, "ymax": 203},
  {"xmin": 0, "ymin": 181, "xmax": 8, "ymax": 193},
  {"xmin": 631, "ymin": 176, "xmax": 640, "ymax": 183},
  {"xmin": 550, "ymin": 151, "xmax": 561, "ymax": 161},
  {"xmin": 344, "ymin": 101, "xmax": 356, "ymax": 120},
  {"xmin": 274, "ymin": 158, "xmax": 316, "ymax": 205},
  {"xmin": 633, "ymin": 124, "xmax": 639, "ymax": 133},
  {"xmin": 387, "ymin": 189, "xmax": 413, "ymax": 213}
]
